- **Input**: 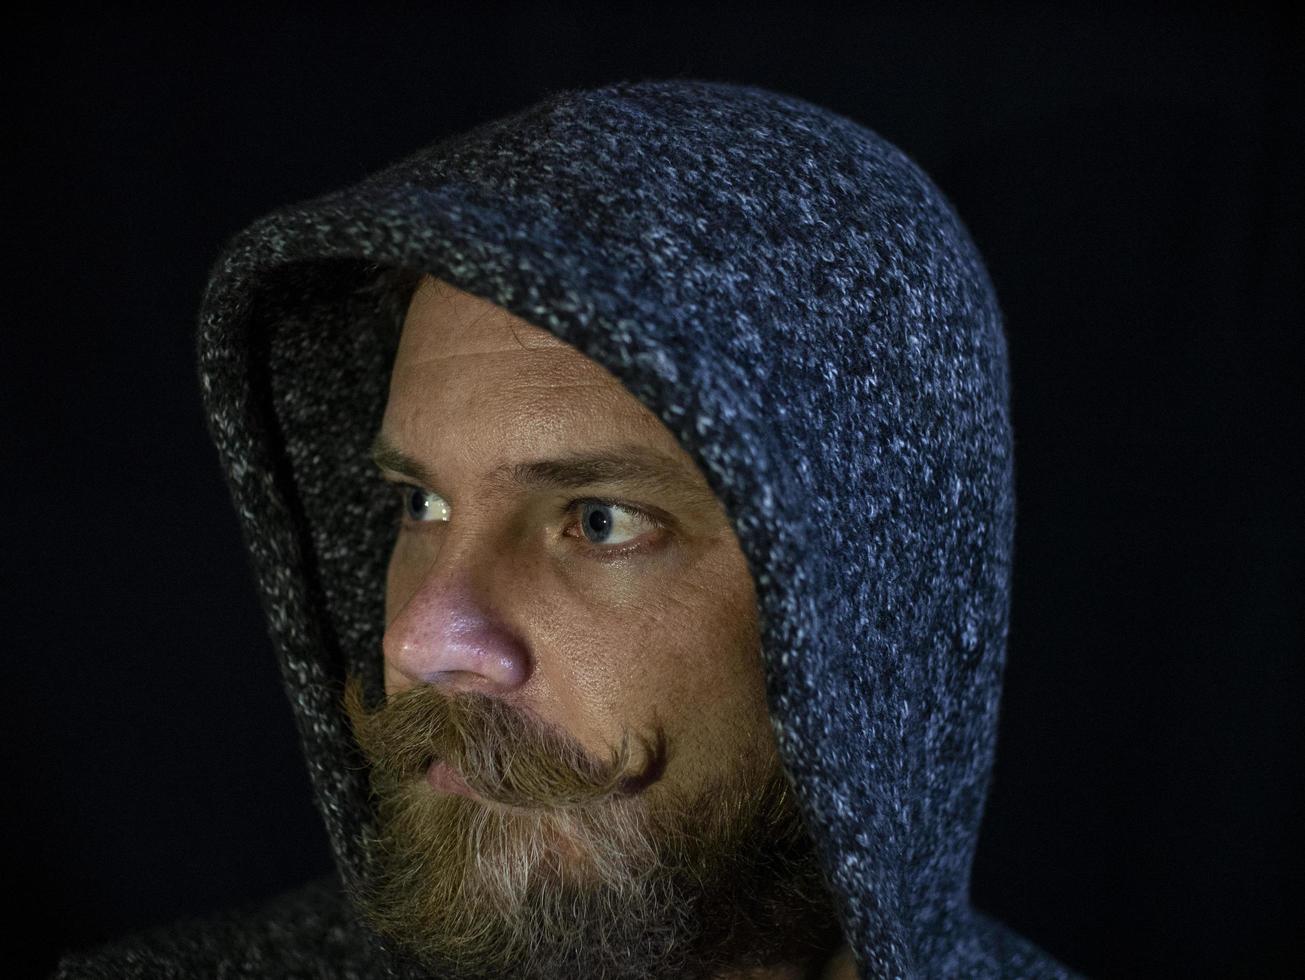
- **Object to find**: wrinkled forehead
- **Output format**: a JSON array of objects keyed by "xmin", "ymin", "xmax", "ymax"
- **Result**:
[
  {"xmin": 398, "ymin": 275, "xmax": 574, "ymax": 361},
  {"xmin": 390, "ymin": 276, "xmax": 652, "ymax": 431},
  {"xmin": 384, "ymin": 276, "xmax": 714, "ymax": 500}
]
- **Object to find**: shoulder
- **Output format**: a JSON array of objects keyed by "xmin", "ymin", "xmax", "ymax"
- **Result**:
[{"xmin": 50, "ymin": 874, "xmax": 382, "ymax": 979}]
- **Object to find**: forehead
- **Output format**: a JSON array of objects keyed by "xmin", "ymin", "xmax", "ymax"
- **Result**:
[
  {"xmin": 386, "ymin": 277, "xmax": 686, "ymax": 463},
  {"xmin": 397, "ymin": 276, "xmax": 574, "ymax": 360}
]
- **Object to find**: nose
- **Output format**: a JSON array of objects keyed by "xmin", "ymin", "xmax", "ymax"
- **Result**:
[{"xmin": 384, "ymin": 577, "xmax": 533, "ymax": 697}]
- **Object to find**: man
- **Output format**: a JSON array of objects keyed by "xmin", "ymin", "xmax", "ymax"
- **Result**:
[
  {"xmin": 344, "ymin": 273, "xmax": 854, "ymax": 980},
  {"xmin": 54, "ymin": 78, "xmax": 1080, "ymax": 978}
]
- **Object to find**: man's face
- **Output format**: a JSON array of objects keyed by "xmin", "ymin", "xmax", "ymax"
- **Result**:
[{"xmin": 343, "ymin": 276, "xmax": 842, "ymax": 980}]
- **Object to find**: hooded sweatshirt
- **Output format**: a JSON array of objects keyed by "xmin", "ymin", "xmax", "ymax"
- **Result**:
[{"xmin": 53, "ymin": 77, "xmax": 1081, "ymax": 979}]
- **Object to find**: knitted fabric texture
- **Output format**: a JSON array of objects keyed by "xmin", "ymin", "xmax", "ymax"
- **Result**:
[{"xmin": 54, "ymin": 77, "xmax": 1079, "ymax": 979}]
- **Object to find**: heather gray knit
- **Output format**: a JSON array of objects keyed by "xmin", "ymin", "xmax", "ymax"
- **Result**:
[{"xmin": 53, "ymin": 77, "xmax": 1080, "ymax": 979}]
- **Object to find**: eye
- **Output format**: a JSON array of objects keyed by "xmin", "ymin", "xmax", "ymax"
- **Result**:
[
  {"xmin": 396, "ymin": 484, "xmax": 450, "ymax": 523},
  {"xmin": 569, "ymin": 499, "xmax": 660, "ymax": 550},
  {"xmin": 387, "ymin": 483, "xmax": 663, "ymax": 555}
]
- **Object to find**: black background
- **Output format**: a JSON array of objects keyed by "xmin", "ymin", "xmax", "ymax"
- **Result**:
[{"xmin": 8, "ymin": 4, "xmax": 1301, "ymax": 978}]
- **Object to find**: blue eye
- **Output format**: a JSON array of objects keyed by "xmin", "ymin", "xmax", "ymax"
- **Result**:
[
  {"xmin": 575, "ymin": 500, "xmax": 655, "ymax": 547},
  {"xmin": 398, "ymin": 485, "xmax": 450, "ymax": 523},
  {"xmin": 389, "ymin": 483, "xmax": 661, "ymax": 556}
]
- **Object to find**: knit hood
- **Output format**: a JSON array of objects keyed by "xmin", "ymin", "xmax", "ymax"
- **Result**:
[{"xmin": 196, "ymin": 77, "xmax": 1077, "ymax": 979}]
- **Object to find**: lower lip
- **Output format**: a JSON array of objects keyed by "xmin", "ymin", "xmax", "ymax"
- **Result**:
[{"xmin": 427, "ymin": 760, "xmax": 479, "ymax": 799}]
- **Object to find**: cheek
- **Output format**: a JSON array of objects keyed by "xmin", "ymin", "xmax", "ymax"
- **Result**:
[
  {"xmin": 384, "ymin": 533, "xmax": 429, "ymax": 627},
  {"xmin": 381, "ymin": 548, "xmax": 401, "ymax": 623},
  {"xmin": 381, "ymin": 554, "xmax": 405, "ymax": 695},
  {"xmin": 661, "ymin": 562, "xmax": 771, "ymax": 755},
  {"xmin": 526, "ymin": 585, "xmax": 755, "ymax": 755},
  {"xmin": 609, "ymin": 581, "xmax": 767, "ymax": 756}
]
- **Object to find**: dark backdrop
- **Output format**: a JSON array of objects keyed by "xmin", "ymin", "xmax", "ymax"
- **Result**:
[{"xmin": 8, "ymin": 4, "xmax": 1301, "ymax": 978}]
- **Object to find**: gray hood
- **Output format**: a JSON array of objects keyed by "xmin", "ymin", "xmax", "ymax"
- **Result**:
[{"xmin": 194, "ymin": 77, "xmax": 1077, "ymax": 978}]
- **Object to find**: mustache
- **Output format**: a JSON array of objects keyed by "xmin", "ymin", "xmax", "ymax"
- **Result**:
[{"xmin": 342, "ymin": 674, "xmax": 670, "ymax": 809}]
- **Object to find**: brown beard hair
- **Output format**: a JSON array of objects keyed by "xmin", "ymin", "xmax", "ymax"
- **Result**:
[{"xmin": 341, "ymin": 673, "xmax": 846, "ymax": 980}]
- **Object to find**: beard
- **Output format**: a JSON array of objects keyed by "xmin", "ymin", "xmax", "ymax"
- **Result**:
[{"xmin": 341, "ymin": 673, "xmax": 844, "ymax": 980}]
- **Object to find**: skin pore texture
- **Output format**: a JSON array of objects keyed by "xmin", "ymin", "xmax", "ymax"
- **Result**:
[{"xmin": 342, "ymin": 275, "xmax": 859, "ymax": 980}]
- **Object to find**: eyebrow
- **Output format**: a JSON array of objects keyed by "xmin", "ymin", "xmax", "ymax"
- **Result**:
[{"xmin": 369, "ymin": 433, "xmax": 719, "ymax": 511}]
